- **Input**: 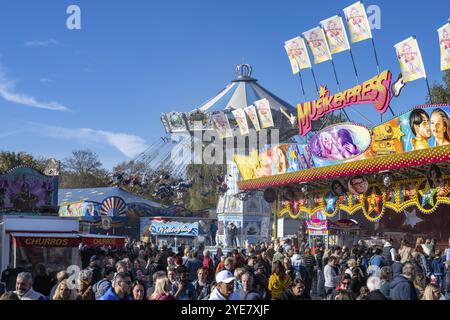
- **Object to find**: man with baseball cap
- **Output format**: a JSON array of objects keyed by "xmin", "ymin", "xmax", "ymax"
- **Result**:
[{"xmin": 208, "ymin": 270, "xmax": 239, "ymax": 300}]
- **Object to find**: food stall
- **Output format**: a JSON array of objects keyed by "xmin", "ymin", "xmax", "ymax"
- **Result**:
[
  {"xmin": 306, "ymin": 219, "xmax": 329, "ymax": 249},
  {"xmin": 1, "ymin": 215, "xmax": 80, "ymax": 273}
]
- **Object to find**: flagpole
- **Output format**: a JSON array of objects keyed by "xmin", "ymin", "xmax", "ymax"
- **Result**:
[
  {"xmin": 425, "ymin": 78, "xmax": 434, "ymax": 104},
  {"xmin": 371, "ymin": 37, "xmax": 395, "ymax": 117},
  {"xmin": 330, "ymin": 59, "xmax": 350, "ymax": 121},
  {"xmin": 297, "ymin": 71, "xmax": 307, "ymax": 102},
  {"xmin": 349, "ymin": 49, "xmax": 360, "ymax": 83},
  {"xmin": 310, "ymin": 68, "xmax": 320, "ymax": 96}
]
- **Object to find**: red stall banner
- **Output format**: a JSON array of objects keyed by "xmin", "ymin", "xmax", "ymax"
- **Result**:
[
  {"xmin": 80, "ymin": 236, "xmax": 125, "ymax": 248},
  {"xmin": 12, "ymin": 235, "xmax": 79, "ymax": 248}
]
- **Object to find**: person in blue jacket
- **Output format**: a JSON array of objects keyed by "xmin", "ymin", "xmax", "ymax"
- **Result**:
[
  {"xmin": 389, "ymin": 263, "xmax": 418, "ymax": 300},
  {"xmin": 100, "ymin": 272, "xmax": 132, "ymax": 300},
  {"xmin": 431, "ymin": 250, "xmax": 445, "ymax": 290}
]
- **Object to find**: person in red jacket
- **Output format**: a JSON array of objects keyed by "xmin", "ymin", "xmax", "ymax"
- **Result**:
[{"xmin": 203, "ymin": 250, "xmax": 215, "ymax": 282}]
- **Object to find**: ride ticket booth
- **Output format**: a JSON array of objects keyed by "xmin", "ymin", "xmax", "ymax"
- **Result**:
[{"xmin": 306, "ymin": 219, "xmax": 329, "ymax": 249}]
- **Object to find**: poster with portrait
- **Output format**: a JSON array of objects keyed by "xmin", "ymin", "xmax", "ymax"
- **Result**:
[
  {"xmin": 320, "ymin": 15, "xmax": 350, "ymax": 55},
  {"xmin": 166, "ymin": 112, "xmax": 188, "ymax": 132},
  {"xmin": 285, "ymin": 36, "xmax": 312, "ymax": 74},
  {"xmin": 343, "ymin": 1, "xmax": 373, "ymax": 43},
  {"xmin": 232, "ymin": 108, "xmax": 250, "ymax": 135},
  {"xmin": 254, "ymin": 99, "xmax": 274, "ymax": 129},
  {"xmin": 399, "ymin": 106, "xmax": 450, "ymax": 152},
  {"xmin": 438, "ymin": 23, "xmax": 450, "ymax": 71},
  {"xmin": 309, "ymin": 124, "xmax": 371, "ymax": 167},
  {"xmin": 348, "ymin": 175, "xmax": 369, "ymax": 195},
  {"xmin": 244, "ymin": 105, "xmax": 261, "ymax": 131},
  {"xmin": 394, "ymin": 37, "xmax": 427, "ymax": 83},
  {"xmin": 212, "ymin": 112, "xmax": 233, "ymax": 139},
  {"xmin": 303, "ymin": 27, "xmax": 332, "ymax": 64}
]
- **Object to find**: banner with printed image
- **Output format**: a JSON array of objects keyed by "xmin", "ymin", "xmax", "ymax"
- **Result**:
[
  {"xmin": 244, "ymin": 105, "xmax": 261, "ymax": 131},
  {"xmin": 394, "ymin": 37, "xmax": 427, "ymax": 83},
  {"xmin": 320, "ymin": 15, "xmax": 351, "ymax": 55},
  {"xmin": 284, "ymin": 36, "xmax": 312, "ymax": 74},
  {"xmin": 254, "ymin": 98, "xmax": 274, "ymax": 129},
  {"xmin": 303, "ymin": 27, "xmax": 332, "ymax": 64},
  {"xmin": 232, "ymin": 108, "xmax": 250, "ymax": 135},
  {"xmin": 212, "ymin": 112, "xmax": 233, "ymax": 139},
  {"xmin": 343, "ymin": 1, "xmax": 373, "ymax": 43},
  {"xmin": 438, "ymin": 23, "xmax": 450, "ymax": 71}
]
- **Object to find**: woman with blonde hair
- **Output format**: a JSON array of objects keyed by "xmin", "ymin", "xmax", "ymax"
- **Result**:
[
  {"xmin": 52, "ymin": 279, "xmax": 77, "ymax": 300},
  {"xmin": 421, "ymin": 284, "xmax": 441, "ymax": 300},
  {"xmin": 430, "ymin": 108, "xmax": 450, "ymax": 147},
  {"xmin": 150, "ymin": 276, "xmax": 175, "ymax": 300}
]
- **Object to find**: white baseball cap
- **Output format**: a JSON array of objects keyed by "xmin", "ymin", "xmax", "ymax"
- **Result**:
[{"xmin": 216, "ymin": 270, "xmax": 235, "ymax": 284}]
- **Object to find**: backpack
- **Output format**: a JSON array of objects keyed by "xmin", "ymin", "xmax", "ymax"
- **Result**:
[{"xmin": 93, "ymin": 279, "xmax": 111, "ymax": 300}]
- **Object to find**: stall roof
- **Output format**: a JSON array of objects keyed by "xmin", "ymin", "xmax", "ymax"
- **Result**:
[
  {"xmin": 58, "ymin": 187, "xmax": 162, "ymax": 208},
  {"xmin": 238, "ymin": 144, "xmax": 450, "ymax": 191},
  {"xmin": 10, "ymin": 233, "xmax": 79, "ymax": 238},
  {"xmin": 79, "ymin": 234, "xmax": 127, "ymax": 239}
]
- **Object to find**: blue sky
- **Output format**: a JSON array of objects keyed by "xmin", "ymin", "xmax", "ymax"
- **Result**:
[{"xmin": 0, "ymin": 0, "xmax": 449, "ymax": 169}]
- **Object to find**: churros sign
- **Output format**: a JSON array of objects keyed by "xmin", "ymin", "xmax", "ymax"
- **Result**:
[{"xmin": 297, "ymin": 70, "xmax": 392, "ymax": 136}]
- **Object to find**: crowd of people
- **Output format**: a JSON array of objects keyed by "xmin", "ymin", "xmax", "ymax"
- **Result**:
[{"xmin": 1, "ymin": 236, "xmax": 450, "ymax": 301}]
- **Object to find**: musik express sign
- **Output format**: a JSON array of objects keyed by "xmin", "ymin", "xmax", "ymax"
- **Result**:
[{"xmin": 297, "ymin": 70, "xmax": 392, "ymax": 136}]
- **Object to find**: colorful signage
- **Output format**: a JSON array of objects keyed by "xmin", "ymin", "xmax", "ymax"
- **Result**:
[
  {"xmin": 13, "ymin": 236, "xmax": 79, "ymax": 248},
  {"xmin": 0, "ymin": 167, "xmax": 58, "ymax": 212},
  {"xmin": 151, "ymin": 221, "xmax": 199, "ymax": 236},
  {"xmin": 297, "ymin": 70, "xmax": 392, "ymax": 136},
  {"xmin": 343, "ymin": 1, "xmax": 373, "ymax": 43},
  {"xmin": 438, "ymin": 23, "xmax": 450, "ymax": 71},
  {"xmin": 81, "ymin": 236, "xmax": 125, "ymax": 247}
]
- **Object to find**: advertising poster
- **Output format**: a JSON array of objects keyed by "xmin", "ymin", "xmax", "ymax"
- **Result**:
[
  {"xmin": 343, "ymin": 1, "xmax": 373, "ymax": 43},
  {"xmin": 284, "ymin": 36, "xmax": 312, "ymax": 74},
  {"xmin": 394, "ymin": 37, "xmax": 427, "ymax": 83},
  {"xmin": 254, "ymin": 98, "xmax": 274, "ymax": 129},
  {"xmin": 244, "ymin": 105, "xmax": 261, "ymax": 131},
  {"xmin": 320, "ymin": 15, "xmax": 351, "ymax": 54},
  {"xmin": 438, "ymin": 23, "xmax": 450, "ymax": 71},
  {"xmin": 303, "ymin": 27, "xmax": 332, "ymax": 64},
  {"xmin": 232, "ymin": 108, "xmax": 250, "ymax": 135}
]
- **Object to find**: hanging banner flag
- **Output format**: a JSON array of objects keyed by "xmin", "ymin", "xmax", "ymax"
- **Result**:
[
  {"xmin": 284, "ymin": 37, "xmax": 312, "ymax": 74},
  {"xmin": 343, "ymin": 1, "xmax": 373, "ymax": 43},
  {"xmin": 394, "ymin": 37, "xmax": 427, "ymax": 83},
  {"xmin": 254, "ymin": 99, "xmax": 274, "ymax": 129},
  {"xmin": 303, "ymin": 27, "xmax": 332, "ymax": 64},
  {"xmin": 320, "ymin": 15, "xmax": 351, "ymax": 55},
  {"xmin": 232, "ymin": 108, "xmax": 250, "ymax": 135},
  {"xmin": 438, "ymin": 23, "xmax": 450, "ymax": 71},
  {"xmin": 297, "ymin": 70, "xmax": 392, "ymax": 136},
  {"xmin": 212, "ymin": 113, "xmax": 233, "ymax": 139},
  {"xmin": 244, "ymin": 105, "xmax": 261, "ymax": 131}
]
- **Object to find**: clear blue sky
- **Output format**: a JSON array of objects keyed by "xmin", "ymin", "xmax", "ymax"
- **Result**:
[{"xmin": 0, "ymin": 0, "xmax": 449, "ymax": 169}]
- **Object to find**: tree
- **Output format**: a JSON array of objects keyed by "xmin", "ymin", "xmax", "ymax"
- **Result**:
[
  {"xmin": 0, "ymin": 151, "xmax": 48, "ymax": 173},
  {"xmin": 60, "ymin": 150, "xmax": 110, "ymax": 188},
  {"xmin": 427, "ymin": 70, "xmax": 450, "ymax": 104}
]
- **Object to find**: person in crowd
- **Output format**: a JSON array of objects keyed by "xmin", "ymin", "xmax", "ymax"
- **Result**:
[
  {"xmin": 414, "ymin": 272, "xmax": 426, "ymax": 299},
  {"xmin": 272, "ymin": 246, "xmax": 285, "ymax": 265},
  {"xmin": 202, "ymin": 250, "xmax": 215, "ymax": 282},
  {"xmin": 32, "ymin": 263, "xmax": 53, "ymax": 298},
  {"xmin": 49, "ymin": 271, "xmax": 69, "ymax": 300},
  {"xmin": 379, "ymin": 266, "xmax": 392, "ymax": 299},
  {"xmin": 88, "ymin": 255, "xmax": 104, "ymax": 285},
  {"xmin": 268, "ymin": 260, "xmax": 291, "ymax": 300},
  {"xmin": 365, "ymin": 276, "xmax": 388, "ymax": 300},
  {"xmin": 443, "ymin": 261, "xmax": 450, "ymax": 300},
  {"xmin": 192, "ymin": 267, "xmax": 210, "ymax": 300},
  {"xmin": 234, "ymin": 268, "xmax": 245, "ymax": 291},
  {"xmin": 383, "ymin": 238, "xmax": 397, "ymax": 266},
  {"xmin": 93, "ymin": 267, "xmax": 114, "ymax": 300},
  {"xmin": 172, "ymin": 265, "xmax": 196, "ymax": 300},
  {"xmin": 167, "ymin": 266, "xmax": 177, "ymax": 287},
  {"xmin": 76, "ymin": 269, "xmax": 94, "ymax": 300},
  {"xmin": 349, "ymin": 266, "xmax": 366, "ymax": 296},
  {"xmin": 391, "ymin": 254, "xmax": 403, "ymax": 278},
  {"xmin": 233, "ymin": 249, "xmax": 246, "ymax": 269},
  {"xmin": 399, "ymin": 240, "xmax": 413, "ymax": 264},
  {"xmin": 100, "ymin": 272, "xmax": 132, "ymax": 300},
  {"xmin": 14, "ymin": 272, "xmax": 46, "ymax": 300},
  {"xmin": 356, "ymin": 286, "xmax": 369, "ymax": 300},
  {"xmin": 0, "ymin": 291, "xmax": 20, "ymax": 300},
  {"xmin": 303, "ymin": 247, "xmax": 316, "ymax": 296},
  {"xmin": 1, "ymin": 264, "xmax": 23, "ymax": 292},
  {"xmin": 209, "ymin": 270, "xmax": 239, "ymax": 300},
  {"xmin": 234, "ymin": 272, "xmax": 262, "ymax": 300},
  {"xmin": 390, "ymin": 263, "xmax": 418, "ymax": 300},
  {"xmin": 280, "ymin": 277, "xmax": 310, "ymax": 300},
  {"xmin": 52, "ymin": 279, "xmax": 77, "ymax": 300},
  {"xmin": 185, "ymin": 250, "xmax": 203, "ymax": 283},
  {"xmin": 150, "ymin": 276, "xmax": 175, "ymax": 300},
  {"xmin": 131, "ymin": 280, "xmax": 146, "ymax": 300},
  {"xmin": 253, "ymin": 263, "xmax": 269, "ymax": 299},
  {"xmin": 329, "ymin": 274, "xmax": 356, "ymax": 300},
  {"xmin": 431, "ymin": 250, "xmax": 445, "ymax": 290},
  {"xmin": 421, "ymin": 283, "xmax": 441, "ymax": 300},
  {"xmin": 324, "ymin": 256, "xmax": 339, "ymax": 296},
  {"xmin": 283, "ymin": 257, "xmax": 296, "ymax": 282},
  {"xmin": 147, "ymin": 271, "xmax": 166, "ymax": 298}
]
